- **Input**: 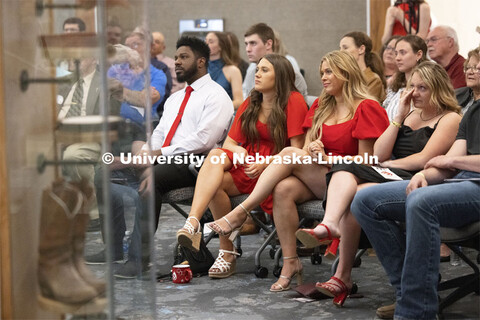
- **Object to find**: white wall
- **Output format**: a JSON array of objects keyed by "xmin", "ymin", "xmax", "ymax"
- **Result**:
[{"xmin": 428, "ymin": 0, "xmax": 480, "ymax": 56}]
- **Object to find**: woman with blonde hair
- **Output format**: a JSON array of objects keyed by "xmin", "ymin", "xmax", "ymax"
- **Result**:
[
  {"xmin": 208, "ymin": 50, "xmax": 389, "ymax": 290},
  {"xmin": 340, "ymin": 31, "xmax": 386, "ymax": 102},
  {"xmin": 176, "ymin": 54, "xmax": 308, "ymax": 279},
  {"xmin": 205, "ymin": 31, "xmax": 244, "ymax": 110},
  {"xmin": 297, "ymin": 61, "xmax": 462, "ymax": 307}
]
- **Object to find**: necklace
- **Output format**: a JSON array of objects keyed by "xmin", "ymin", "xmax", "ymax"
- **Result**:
[{"xmin": 419, "ymin": 110, "xmax": 439, "ymax": 121}]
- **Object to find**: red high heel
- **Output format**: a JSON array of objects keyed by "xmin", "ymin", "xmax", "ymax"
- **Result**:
[
  {"xmin": 295, "ymin": 223, "xmax": 339, "ymax": 249},
  {"xmin": 324, "ymin": 238, "xmax": 340, "ymax": 259},
  {"xmin": 316, "ymin": 276, "xmax": 351, "ymax": 307}
]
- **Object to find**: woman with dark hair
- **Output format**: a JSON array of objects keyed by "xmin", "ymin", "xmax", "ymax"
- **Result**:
[
  {"xmin": 380, "ymin": 35, "xmax": 401, "ymax": 87},
  {"xmin": 206, "ymin": 31, "xmax": 244, "ymax": 110},
  {"xmin": 208, "ymin": 51, "xmax": 389, "ymax": 291},
  {"xmin": 176, "ymin": 54, "xmax": 308, "ymax": 279},
  {"xmin": 381, "ymin": 0, "xmax": 431, "ymax": 44},
  {"xmin": 340, "ymin": 31, "xmax": 386, "ymax": 102},
  {"xmin": 296, "ymin": 61, "xmax": 462, "ymax": 308},
  {"xmin": 383, "ymin": 34, "xmax": 428, "ymax": 120}
]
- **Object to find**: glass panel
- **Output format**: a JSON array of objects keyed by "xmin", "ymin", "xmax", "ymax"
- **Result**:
[{"xmin": 2, "ymin": 0, "xmax": 156, "ymax": 318}]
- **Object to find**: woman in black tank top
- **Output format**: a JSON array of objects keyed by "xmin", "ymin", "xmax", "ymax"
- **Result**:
[{"xmin": 295, "ymin": 61, "xmax": 462, "ymax": 307}]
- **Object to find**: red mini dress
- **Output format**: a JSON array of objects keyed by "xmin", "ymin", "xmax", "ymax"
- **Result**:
[
  {"xmin": 302, "ymin": 99, "xmax": 389, "ymax": 157},
  {"xmin": 221, "ymin": 91, "xmax": 308, "ymax": 214}
]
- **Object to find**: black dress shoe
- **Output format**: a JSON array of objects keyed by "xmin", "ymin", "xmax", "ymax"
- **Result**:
[
  {"xmin": 85, "ymin": 249, "xmax": 123, "ymax": 265},
  {"xmin": 440, "ymin": 255, "xmax": 451, "ymax": 263},
  {"xmin": 113, "ymin": 260, "xmax": 148, "ymax": 279}
]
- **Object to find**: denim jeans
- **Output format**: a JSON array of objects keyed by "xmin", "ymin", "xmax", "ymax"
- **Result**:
[
  {"xmin": 95, "ymin": 167, "xmax": 142, "ymax": 257},
  {"xmin": 351, "ymin": 171, "xmax": 480, "ymax": 320}
]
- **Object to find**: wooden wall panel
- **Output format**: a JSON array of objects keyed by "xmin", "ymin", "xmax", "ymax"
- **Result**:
[
  {"xmin": 0, "ymin": 0, "xmax": 13, "ymax": 318},
  {"xmin": 370, "ymin": 0, "xmax": 391, "ymax": 52}
]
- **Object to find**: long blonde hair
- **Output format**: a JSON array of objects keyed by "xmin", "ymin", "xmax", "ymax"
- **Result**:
[
  {"xmin": 309, "ymin": 50, "xmax": 373, "ymax": 141},
  {"xmin": 409, "ymin": 61, "xmax": 461, "ymax": 114}
]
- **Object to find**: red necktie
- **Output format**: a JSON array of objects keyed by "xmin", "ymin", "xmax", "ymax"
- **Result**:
[{"xmin": 162, "ymin": 86, "xmax": 194, "ymax": 147}]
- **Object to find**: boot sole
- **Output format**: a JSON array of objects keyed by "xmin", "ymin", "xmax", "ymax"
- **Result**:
[
  {"xmin": 38, "ymin": 295, "xmax": 106, "ymax": 314},
  {"xmin": 85, "ymin": 259, "xmax": 123, "ymax": 265}
]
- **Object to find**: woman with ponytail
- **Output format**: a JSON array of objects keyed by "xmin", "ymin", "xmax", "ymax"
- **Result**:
[{"xmin": 340, "ymin": 31, "xmax": 386, "ymax": 102}]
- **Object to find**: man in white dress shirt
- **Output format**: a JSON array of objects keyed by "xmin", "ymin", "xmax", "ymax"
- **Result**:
[{"xmin": 114, "ymin": 36, "xmax": 234, "ymax": 278}]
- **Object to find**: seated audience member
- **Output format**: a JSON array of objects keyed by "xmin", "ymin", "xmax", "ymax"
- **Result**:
[
  {"xmin": 58, "ymin": 55, "xmax": 123, "ymax": 228},
  {"xmin": 383, "ymin": 35, "xmax": 427, "ymax": 120},
  {"xmin": 108, "ymin": 33, "xmax": 166, "ymax": 125},
  {"xmin": 380, "ymin": 35, "xmax": 400, "ymax": 87},
  {"xmin": 273, "ymin": 29, "xmax": 301, "ymax": 74},
  {"xmin": 456, "ymin": 47, "xmax": 480, "ymax": 113},
  {"xmin": 59, "ymin": 57, "xmax": 122, "ymax": 185},
  {"xmin": 351, "ymin": 60, "xmax": 480, "ymax": 320},
  {"xmin": 427, "ymin": 25, "xmax": 466, "ymax": 89},
  {"xmin": 153, "ymin": 31, "xmax": 185, "ymax": 94},
  {"xmin": 205, "ymin": 31, "xmax": 244, "ymax": 110},
  {"xmin": 225, "ymin": 31, "xmax": 250, "ymax": 81},
  {"xmin": 296, "ymin": 61, "xmax": 461, "ymax": 307},
  {"xmin": 381, "ymin": 0, "xmax": 431, "ymax": 44},
  {"xmin": 145, "ymin": 31, "xmax": 173, "ymax": 118},
  {"xmin": 242, "ymin": 23, "xmax": 308, "ymax": 101},
  {"xmin": 114, "ymin": 36, "xmax": 234, "ymax": 278},
  {"xmin": 176, "ymin": 54, "xmax": 308, "ymax": 279},
  {"xmin": 208, "ymin": 51, "xmax": 389, "ymax": 290},
  {"xmin": 63, "ymin": 16, "xmax": 86, "ymax": 33},
  {"xmin": 57, "ymin": 17, "xmax": 86, "ymax": 77},
  {"xmin": 340, "ymin": 31, "xmax": 386, "ymax": 102},
  {"xmin": 86, "ymin": 121, "xmax": 147, "ymax": 264},
  {"xmin": 107, "ymin": 22, "xmax": 123, "ymax": 45}
]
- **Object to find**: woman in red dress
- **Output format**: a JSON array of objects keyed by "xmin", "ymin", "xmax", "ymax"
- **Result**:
[
  {"xmin": 176, "ymin": 53, "xmax": 308, "ymax": 279},
  {"xmin": 209, "ymin": 50, "xmax": 389, "ymax": 290},
  {"xmin": 381, "ymin": 0, "xmax": 431, "ymax": 44}
]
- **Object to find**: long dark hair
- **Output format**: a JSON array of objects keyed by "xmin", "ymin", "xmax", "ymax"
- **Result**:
[
  {"xmin": 343, "ymin": 31, "xmax": 386, "ymax": 89},
  {"xmin": 391, "ymin": 35, "xmax": 428, "ymax": 92},
  {"xmin": 240, "ymin": 54, "xmax": 297, "ymax": 153}
]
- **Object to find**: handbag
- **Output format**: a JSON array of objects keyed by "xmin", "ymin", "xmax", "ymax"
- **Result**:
[{"xmin": 173, "ymin": 236, "xmax": 215, "ymax": 276}]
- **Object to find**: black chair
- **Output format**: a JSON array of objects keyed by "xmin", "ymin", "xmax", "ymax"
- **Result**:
[{"xmin": 438, "ymin": 221, "xmax": 480, "ymax": 312}]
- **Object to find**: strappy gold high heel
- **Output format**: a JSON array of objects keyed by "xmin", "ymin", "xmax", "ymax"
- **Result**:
[
  {"xmin": 176, "ymin": 216, "xmax": 202, "ymax": 252},
  {"xmin": 207, "ymin": 203, "xmax": 251, "ymax": 242},
  {"xmin": 270, "ymin": 256, "xmax": 304, "ymax": 292}
]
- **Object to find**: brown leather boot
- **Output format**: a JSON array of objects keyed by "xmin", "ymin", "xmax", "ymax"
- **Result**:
[
  {"xmin": 37, "ymin": 179, "xmax": 99, "ymax": 310},
  {"xmin": 376, "ymin": 302, "xmax": 395, "ymax": 319},
  {"xmin": 71, "ymin": 179, "xmax": 107, "ymax": 295}
]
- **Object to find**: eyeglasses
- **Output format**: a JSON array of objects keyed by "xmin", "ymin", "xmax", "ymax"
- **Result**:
[
  {"xmin": 425, "ymin": 36, "xmax": 449, "ymax": 45},
  {"xmin": 464, "ymin": 65, "xmax": 480, "ymax": 74},
  {"xmin": 384, "ymin": 46, "xmax": 395, "ymax": 52}
]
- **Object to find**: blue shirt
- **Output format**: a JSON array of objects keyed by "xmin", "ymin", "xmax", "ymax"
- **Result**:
[{"xmin": 108, "ymin": 63, "xmax": 167, "ymax": 124}]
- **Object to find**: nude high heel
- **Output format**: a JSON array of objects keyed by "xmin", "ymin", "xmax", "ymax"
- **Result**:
[
  {"xmin": 270, "ymin": 256, "xmax": 304, "ymax": 292},
  {"xmin": 207, "ymin": 203, "xmax": 251, "ymax": 242}
]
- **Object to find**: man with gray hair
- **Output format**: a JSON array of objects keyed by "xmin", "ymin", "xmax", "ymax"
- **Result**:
[{"xmin": 426, "ymin": 25, "xmax": 466, "ymax": 88}]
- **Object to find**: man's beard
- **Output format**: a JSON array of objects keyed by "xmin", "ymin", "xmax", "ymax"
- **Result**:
[{"xmin": 176, "ymin": 64, "xmax": 197, "ymax": 83}]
